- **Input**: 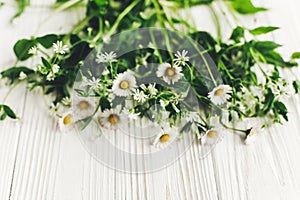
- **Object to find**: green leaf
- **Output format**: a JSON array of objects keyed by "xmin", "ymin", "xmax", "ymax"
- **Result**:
[
  {"xmin": 1, "ymin": 66, "xmax": 34, "ymax": 83},
  {"xmin": 230, "ymin": 26, "xmax": 245, "ymax": 42},
  {"xmin": 263, "ymin": 51, "xmax": 296, "ymax": 67},
  {"xmin": 249, "ymin": 26, "xmax": 279, "ymax": 35},
  {"xmin": 41, "ymin": 57, "xmax": 52, "ymax": 69},
  {"xmin": 273, "ymin": 101, "xmax": 288, "ymax": 121},
  {"xmin": 291, "ymin": 52, "xmax": 300, "ymax": 59},
  {"xmin": 10, "ymin": 0, "xmax": 30, "ymax": 22},
  {"xmin": 292, "ymin": 80, "xmax": 300, "ymax": 94},
  {"xmin": 231, "ymin": 0, "xmax": 267, "ymax": 14},
  {"xmin": 252, "ymin": 41, "xmax": 281, "ymax": 52},
  {"xmin": 13, "ymin": 39, "xmax": 36, "ymax": 61},
  {"xmin": 0, "ymin": 113, "xmax": 7, "ymax": 121},
  {"xmin": 3, "ymin": 105, "xmax": 17, "ymax": 119},
  {"xmin": 37, "ymin": 34, "xmax": 59, "ymax": 48}
]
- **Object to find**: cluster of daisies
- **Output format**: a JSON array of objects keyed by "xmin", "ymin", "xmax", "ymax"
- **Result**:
[{"xmin": 53, "ymin": 49, "xmax": 260, "ymax": 149}]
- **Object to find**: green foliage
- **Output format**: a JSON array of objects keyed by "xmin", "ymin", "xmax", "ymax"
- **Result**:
[
  {"xmin": 249, "ymin": 26, "xmax": 279, "ymax": 35},
  {"xmin": 0, "ymin": 105, "xmax": 17, "ymax": 120},
  {"xmin": 231, "ymin": 0, "xmax": 267, "ymax": 14}
]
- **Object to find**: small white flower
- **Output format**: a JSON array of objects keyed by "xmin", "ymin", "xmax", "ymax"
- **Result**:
[
  {"xmin": 99, "ymin": 105, "xmax": 122, "ymax": 130},
  {"xmin": 48, "ymin": 103, "xmax": 60, "ymax": 117},
  {"xmin": 33, "ymin": 65, "xmax": 42, "ymax": 72},
  {"xmin": 156, "ymin": 63, "xmax": 183, "ymax": 85},
  {"xmin": 52, "ymin": 64, "xmax": 60, "ymax": 74},
  {"xmin": 96, "ymin": 51, "xmax": 117, "ymax": 63},
  {"xmin": 244, "ymin": 125, "xmax": 261, "ymax": 145},
  {"xmin": 112, "ymin": 71, "xmax": 137, "ymax": 97},
  {"xmin": 53, "ymin": 41, "xmax": 68, "ymax": 54},
  {"xmin": 58, "ymin": 111, "xmax": 76, "ymax": 133},
  {"xmin": 159, "ymin": 99, "xmax": 169, "ymax": 108},
  {"xmin": 87, "ymin": 77, "xmax": 102, "ymax": 91},
  {"xmin": 208, "ymin": 84, "xmax": 232, "ymax": 105},
  {"xmin": 19, "ymin": 72, "xmax": 27, "ymax": 80},
  {"xmin": 122, "ymin": 109, "xmax": 140, "ymax": 120},
  {"xmin": 186, "ymin": 112, "xmax": 201, "ymax": 123},
  {"xmin": 102, "ymin": 69, "xmax": 110, "ymax": 76},
  {"xmin": 61, "ymin": 97, "xmax": 71, "ymax": 106},
  {"xmin": 46, "ymin": 72, "xmax": 55, "ymax": 81},
  {"xmin": 141, "ymin": 83, "xmax": 157, "ymax": 96},
  {"xmin": 152, "ymin": 126, "xmax": 179, "ymax": 149},
  {"xmin": 28, "ymin": 46, "xmax": 38, "ymax": 55},
  {"xmin": 198, "ymin": 116, "xmax": 224, "ymax": 145},
  {"xmin": 133, "ymin": 89, "xmax": 148, "ymax": 103},
  {"xmin": 173, "ymin": 50, "xmax": 189, "ymax": 66}
]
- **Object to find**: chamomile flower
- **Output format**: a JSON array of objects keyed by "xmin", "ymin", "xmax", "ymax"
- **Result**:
[
  {"xmin": 87, "ymin": 77, "xmax": 102, "ymax": 91},
  {"xmin": 52, "ymin": 64, "xmax": 60, "ymax": 74},
  {"xmin": 152, "ymin": 126, "xmax": 179, "ymax": 149},
  {"xmin": 112, "ymin": 71, "xmax": 137, "ymax": 97},
  {"xmin": 53, "ymin": 41, "xmax": 68, "ymax": 54},
  {"xmin": 19, "ymin": 72, "xmax": 27, "ymax": 80},
  {"xmin": 96, "ymin": 51, "xmax": 117, "ymax": 63},
  {"xmin": 173, "ymin": 50, "xmax": 189, "ymax": 66},
  {"xmin": 156, "ymin": 63, "xmax": 183, "ymax": 85},
  {"xmin": 244, "ymin": 125, "xmax": 261, "ymax": 145},
  {"xmin": 198, "ymin": 116, "xmax": 224, "ymax": 145},
  {"xmin": 28, "ymin": 46, "xmax": 38, "ymax": 55},
  {"xmin": 102, "ymin": 68, "xmax": 110, "ymax": 76},
  {"xmin": 72, "ymin": 96, "xmax": 97, "ymax": 118},
  {"xmin": 58, "ymin": 111, "xmax": 76, "ymax": 133},
  {"xmin": 208, "ymin": 84, "xmax": 232, "ymax": 105},
  {"xmin": 133, "ymin": 89, "xmax": 148, "ymax": 103},
  {"xmin": 99, "ymin": 105, "xmax": 122, "ymax": 130}
]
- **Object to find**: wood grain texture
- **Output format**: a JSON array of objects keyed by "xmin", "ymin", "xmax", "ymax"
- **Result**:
[{"xmin": 1, "ymin": 0, "xmax": 300, "ymax": 199}]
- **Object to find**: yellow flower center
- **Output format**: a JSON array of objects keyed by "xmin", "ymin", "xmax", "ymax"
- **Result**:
[
  {"xmin": 214, "ymin": 88, "xmax": 224, "ymax": 96},
  {"xmin": 165, "ymin": 67, "xmax": 176, "ymax": 77},
  {"xmin": 207, "ymin": 130, "xmax": 217, "ymax": 138},
  {"xmin": 160, "ymin": 133, "xmax": 170, "ymax": 143},
  {"xmin": 108, "ymin": 114, "xmax": 120, "ymax": 124},
  {"xmin": 63, "ymin": 114, "xmax": 71, "ymax": 125},
  {"xmin": 119, "ymin": 80, "xmax": 129, "ymax": 89},
  {"xmin": 79, "ymin": 101, "xmax": 89, "ymax": 110}
]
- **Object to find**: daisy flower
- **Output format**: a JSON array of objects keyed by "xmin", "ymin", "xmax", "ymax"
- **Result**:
[
  {"xmin": 112, "ymin": 71, "xmax": 137, "ymax": 97},
  {"xmin": 28, "ymin": 46, "xmax": 38, "ymax": 55},
  {"xmin": 53, "ymin": 41, "xmax": 69, "ymax": 54},
  {"xmin": 156, "ymin": 63, "xmax": 183, "ymax": 85},
  {"xmin": 72, "ymin": 96, "xmax": 97, "ymax": 118},
  {"xmin": 244, "ymin": 125, "xmax": 261, "ymax": 145},
  {"xmin": 152, "ymin": 126, "xmax": 179, "ymax": 149},
  {"xmin": 86, "ymin": 77, "xmax": 102, "ymax": 91},
  {"xmin": 19, "ymin": 72, "xmax": 27, "ymax": 80},
  {"xmin": 52, "ymin": 64, "xmax": 60, "ymax": 74},
  {"xmin": 133, "ymin": 89, "xmax": 148, "ymax": 103},
  {"xmin": 208, "ymin": 84, "xmax": 232, "ymax": 105},
  {"xmin": 58, "ymin": 111, "xmax": 76, "ymax": 133},
  {"xmin": 198, "ymin": 116, "xmax": 224, "ymax": 145},
  {"xmin": 173, "ymin": 50, "xmax": 189, "ymax": 66},
  {"xmin": 99, "ymin": 105, "xmax": 122, "ymax": 130},
  {"xmin": 96, "ymin": 51, "xmax": 117, "ymax": 63}
]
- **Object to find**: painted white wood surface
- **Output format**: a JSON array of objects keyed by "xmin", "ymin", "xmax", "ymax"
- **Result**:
[{"xmin": 1, "ymin": 0, "xmax": 300, "ymax": 199}]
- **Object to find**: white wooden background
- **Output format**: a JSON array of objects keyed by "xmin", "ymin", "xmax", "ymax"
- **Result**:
[{"xmin": 1, "ymin": 0, "xmax": 300, "ymax": 199}]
